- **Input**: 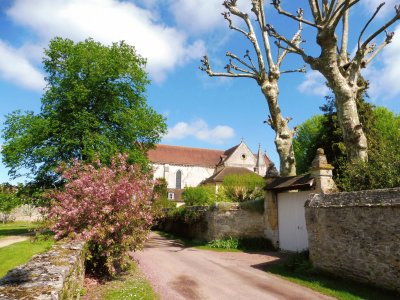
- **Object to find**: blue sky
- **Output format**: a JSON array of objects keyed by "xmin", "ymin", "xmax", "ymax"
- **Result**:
[{"xmin": 1, "ymin": 0, "xmax": 399, "ymax": 184}]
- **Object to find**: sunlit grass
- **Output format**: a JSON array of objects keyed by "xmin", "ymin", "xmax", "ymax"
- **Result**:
[{"xmin": 0, "ymin": 234, "xmax": 54, "ymax": 278}]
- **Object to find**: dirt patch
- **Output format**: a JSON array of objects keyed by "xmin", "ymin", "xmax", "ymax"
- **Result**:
[{"xmin": 169, "ymin": 275, "xmax": 201, "ymax": 299}]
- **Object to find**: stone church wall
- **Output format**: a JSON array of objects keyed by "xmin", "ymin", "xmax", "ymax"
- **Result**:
[
  {"xmin": 305, "ymin": 188, "xmax": 400, "ymax": 293},
  {"xmin": 152, "ymin": 163, "xmax": 214, "ymax": 189}
]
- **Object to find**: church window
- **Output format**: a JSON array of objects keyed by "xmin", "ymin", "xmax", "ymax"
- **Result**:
[
  {"xmin": 242, "ymin": 154, "xmax": 246, "ymax": 159},
  {"xmin": 176, "ymin": 170, "xmax": 182, "ymax": 189}
]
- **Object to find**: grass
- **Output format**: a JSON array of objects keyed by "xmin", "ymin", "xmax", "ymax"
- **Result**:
[
  {"xmin": 265, "ymin": 252, "xmax": 399, "ymax": 300},
  {"xmin": 84, "ymin": 262, "xmax": 159, "ymax": 300},
  {"xmin": 0, "ymin": 233, "xmax": 54, "ymax": 278},
  {"xmin": 0, "ymin": 221, "xmax": 38, "ymax": 239}
]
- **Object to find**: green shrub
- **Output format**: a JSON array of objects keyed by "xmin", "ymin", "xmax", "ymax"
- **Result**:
[
  {"xmin": 222, "ymin": 173, "xmax": 264, "ymax": 202},
  {"xmin": 207, "ymin": 237, "xmax": 276, "ymax": 251},
  {"xmin": 239, "ymin": 198, "xmax": 264, "ymax": 214},
  {"xmin": 337, "ymin": 144, "xmax": 400, "ymax": 191},
  {"xmin": 207, "ymin": 237, "xmax": 239, "ymax": 249},
  {"xmin": 182, "ymin": 186, "xmax": 215, "ymax": 206}
]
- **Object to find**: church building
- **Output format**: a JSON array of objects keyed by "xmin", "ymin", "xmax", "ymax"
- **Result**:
[{"xmin": 148, "ymin": 140, "xmax": 270, "ymax": 201}]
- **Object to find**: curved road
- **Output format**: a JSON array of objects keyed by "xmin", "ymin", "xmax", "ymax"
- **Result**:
[{"xmin": 132, "ymin": 233, "xmax": 333, "ymax": 300}]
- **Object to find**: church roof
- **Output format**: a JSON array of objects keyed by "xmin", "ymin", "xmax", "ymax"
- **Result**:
[
  {"xmin": 147, "ymin": 144, "xmax": 225, "ymax": 167},
  {"xmin": 148, "ymin": 143, "xmax": 271, "ymax": 168},
  {"xmin": 203, "ymin": 166, "xmax": 257, "ymax": 183}
]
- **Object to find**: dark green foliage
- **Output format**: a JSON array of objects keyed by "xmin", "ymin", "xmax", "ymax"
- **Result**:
[
  {"xmin": 238, "ymin": 198, "xmax": 264, "ymax": 214},
  {"xmin": 1, "ymin": 37, "xmax": 166, "ymax": 187},
  {"xmin": 182, "ymin": 186, "xmax": 216, "ymax": 206},
  {"xmin": 0, "ymin": 184, "xmax": 22, "ymax": 223},
  {"xmin": 222, "ymin": 173, "xmax": 265, "ymax": 202},
  {"xmin": 294, "ymin": 95, "xmax": 400, "ymax": 191}
]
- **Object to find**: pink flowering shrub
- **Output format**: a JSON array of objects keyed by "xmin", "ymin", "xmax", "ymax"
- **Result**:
[{"xmin": 48, "ymin": 154, "xmax": 153, "ymax": 275}]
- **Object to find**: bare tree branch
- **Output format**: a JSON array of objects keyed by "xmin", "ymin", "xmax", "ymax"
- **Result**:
[
  {"xmin": 244, "ymin": 50, "xmax": 257, "ymax": 71},
  {"xmin": 364, "ymin": 30, "xmax": 395, "ymax": 66},
  {"xmin": 339, "ymin": 6, "xmax": 349, "ymax": 65},
  {"xmin": 223, "ymin": 0, "xmax": 267, "ymax": 74},
  {"xmin": 281, "ymin": 65, "xmax": 307, "ymax": 74},
  {"xmin": 222, "ymin": 12, "xmax": 249, "ymax": 36},
  {"xmin": 272, "ymin": 0, "xmax": 321, "ymax": 28},
  {"xmin": 360, "ymin": 5, "xmax": 400, "ymax": 50},
  {"xmin": 199, "ymin": 55, "xmax": 257, "ymax": 79},
  {"xmin": 358, "ymin": 2, "xmax": 386, "ymax": 50},
  {"xmin": 226, "ymin": 51, "xmax": 258, "ymax": 73},
  {"xmin": 308, "ymin": 0, "xmax": 322, "ymax": 21},
  {"xmin": 277, "ymin": 10, "xmax": 304, "ymax": 67},
  {"xmin": 251, "ymin": 0, "xmax": 276, "ymax": 70},
  {"xmin": 329, "ymin": 0, "xmax": 360, "ymax": 29}
]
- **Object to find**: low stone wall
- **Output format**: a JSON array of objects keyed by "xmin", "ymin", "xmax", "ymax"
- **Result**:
[
  {"xmin": 0, "ymin": 240, "xmax": 86, "ymax": 300},
  {"xmin": 158, "ymin": 205, "xmax": 264, "ymax": 241},
  {"xmin": 306, "ymin": 188, "xmax": 400, "ymax": 293}
]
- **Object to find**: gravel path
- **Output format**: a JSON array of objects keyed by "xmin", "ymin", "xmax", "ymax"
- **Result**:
[
  {"xmin": 131, "ymin": 232, "xmax": 334, "ymax": 300},
  {"xmin": 0, "ymin": 236, "xmax": 30, "ymax": 248}
]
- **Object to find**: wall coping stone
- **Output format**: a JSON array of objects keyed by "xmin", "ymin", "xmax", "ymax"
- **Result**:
[
  {"xmin": 307, "ymin": 187, "xmax": 400, "ymax": 208},
  {"xmin": 0, "ymin": 240, "xmax": 86, "ymax": 300}
]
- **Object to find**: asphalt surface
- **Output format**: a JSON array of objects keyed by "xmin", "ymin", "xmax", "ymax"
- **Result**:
[{"xmin": 132, "ymin": 232, "xmax": 334, "ymax": 300}]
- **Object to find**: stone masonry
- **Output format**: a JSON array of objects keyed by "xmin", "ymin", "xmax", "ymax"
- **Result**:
[
  {"xmin": 0, "ymin": 240, "xmax": 86, "ymax": 300},
  {"xmin": 306, "ymin": 188, "xmax": 400, "ymax": 293}
]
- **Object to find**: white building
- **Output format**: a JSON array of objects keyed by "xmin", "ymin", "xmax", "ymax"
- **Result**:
[{"xmin": 148, "ymin": 140, "xmax": 270, "ymax": 201}]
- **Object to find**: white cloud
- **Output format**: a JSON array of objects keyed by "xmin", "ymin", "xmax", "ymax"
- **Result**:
[
  {"xmin": 0, "ymin": 40, "xmax": 45, "ymax": 91},
  {"xmin": 362, "ymin": 0, "xmax": 398, "ymax": 17},
  {"xmin": 365, "ymin": 24, "xmax": 400, "ymax": 101},
  {"xmin": 5, "ymin": 0, "xmax": 205, "ymax": 83},
  {"xmin": 168, "ymin": 0, "xmax": 253, "ymax": 35},
  {"xmin": 298, "ymin": 70, "xmax": 329, "ymax": 97},
  {"xmin": 165, "ymin": 119, "xmax": 235, "ymax": 144}
]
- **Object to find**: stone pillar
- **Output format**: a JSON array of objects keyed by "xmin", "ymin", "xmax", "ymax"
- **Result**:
[
  {"xmin": 264, "ymin": 163, "xmax": 279, "ymax": 247},
  {"xmin": 310, "ymin": 148, "xmax": 338, "ymax": 194}
]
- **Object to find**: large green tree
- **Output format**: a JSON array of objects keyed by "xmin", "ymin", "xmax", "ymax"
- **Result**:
[
  {"xmin": 294, "ymin": 99, "xmax": 400, "ymax": 190},
  {"xmin": 1, "ymin": 38, "xmax": 166, "ymax": 186}
]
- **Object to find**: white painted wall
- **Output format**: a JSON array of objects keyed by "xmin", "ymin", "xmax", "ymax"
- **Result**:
[
  {"xmin": 278, "ymin": 191, "xmax": 310, "ymax": 252},
  {"xmin": 224, "ymin": 142, "xmax": 257, "ymax": 171},
  {"xmin": 152, "ymin": 163, "xmax": 215, "ymax": 188}
]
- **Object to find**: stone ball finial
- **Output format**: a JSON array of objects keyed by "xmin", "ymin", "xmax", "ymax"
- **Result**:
[{"xmin": 317, "ymin": 148, "xmax": 324, "ymax": 155}]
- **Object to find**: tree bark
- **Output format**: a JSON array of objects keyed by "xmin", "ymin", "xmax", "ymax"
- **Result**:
[
  {"xmin": 308, "ymin": 30, "xmax": 368, "ymax": 162},
  {"xmin": 261, "ymin": 78, "xmax": 296, "ymax": 176}
]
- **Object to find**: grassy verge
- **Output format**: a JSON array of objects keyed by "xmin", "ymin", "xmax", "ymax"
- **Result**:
[
  {"xmin": 83, "ymin": 261, "xmax": 159, "ymax": 300},
  {"xmin": 265, "ymin": 252, "xmax": 398, "ymax": 300},
  {"xmin": 0, "ymin": 221, "xmax": 38, "ymax": 239},
  {"xmin": 0, "ymin": 233, "xmax": 54, "ymax": 278}
]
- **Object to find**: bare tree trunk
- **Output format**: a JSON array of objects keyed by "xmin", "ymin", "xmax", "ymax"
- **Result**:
[
  {"xmin": 311, "ymin": 31, "xmax": 368, "ymax": 162},
  {"xmin": 333, "ymin": 89, "xmax": 368, "ymax": 161},
  {"xmin": 261, "ymin": 79, "xmax": 296, "ymax": 176}
]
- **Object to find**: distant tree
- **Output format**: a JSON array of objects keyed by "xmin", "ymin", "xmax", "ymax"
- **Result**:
[
  {"xmin": 270, "ymin": 0, "xmax": 400, "ymax": 162},
  {"xmin": 48, "ymin": 154, "xmax": 154, "ymax": 276},
  {"xmin": 1, "ymin": 37, "xmax": 166, "ymax": 187},
  {"xmin": 201, "ymin": 1, "xmax": 308, "ymax": 176},
  {"xmin": 0, "ymin": 184, "xmax": 21, "ymax": 223}
]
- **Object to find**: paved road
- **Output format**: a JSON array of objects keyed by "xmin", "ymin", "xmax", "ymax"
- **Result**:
[
  {"xmin": 0, "ymin": 236, "xmax": 30, "ymax": 248},
  {"xmin": 132, "ymin": 233, "xmax": 333, "ymax": 300}
]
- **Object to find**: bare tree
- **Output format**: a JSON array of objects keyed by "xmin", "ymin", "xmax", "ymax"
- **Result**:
[
  {"xmin": 200, "ymin": 0, "xmax": 306, "ymax": 176},
  {"xmin": 270, "ymin": 0, "xmax": 400, "ymax": 161}
]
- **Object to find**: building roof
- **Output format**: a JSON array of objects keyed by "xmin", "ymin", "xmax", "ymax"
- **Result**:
[
  {"xmin": 204, "ymin": 166, "xmax": 257, "ymax": 183},
  {"xmin": 265, "ymin": 174, "xmax": 315, "ymax": 192},
  {"xmin": 148, "ymin": 143, "xmax": 271, "ymax": 169},
  {"xmin": 148, "ymin": 144, "xmax": 225, "ymax": 167}
]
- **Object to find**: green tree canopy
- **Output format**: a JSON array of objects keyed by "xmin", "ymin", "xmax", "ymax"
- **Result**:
[
  {"xmin": 1, "ymin": 38, "xmax": 166, "ymax": 186},
  {"xmin": 293, "ymin": 98, "xmax": 400, "ymax": 191}
]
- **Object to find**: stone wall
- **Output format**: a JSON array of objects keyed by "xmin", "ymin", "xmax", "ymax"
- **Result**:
[
  {"xmin": 0, "ymin": 240, "xmax": 86, "ymax": 300},
  {"xmin": 306, "ymin": 188, "xmax": 400, "ymax": 293},
  {"xmin": 158, "ymin": 205, "xmax": 264, "ymax": 241}
]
